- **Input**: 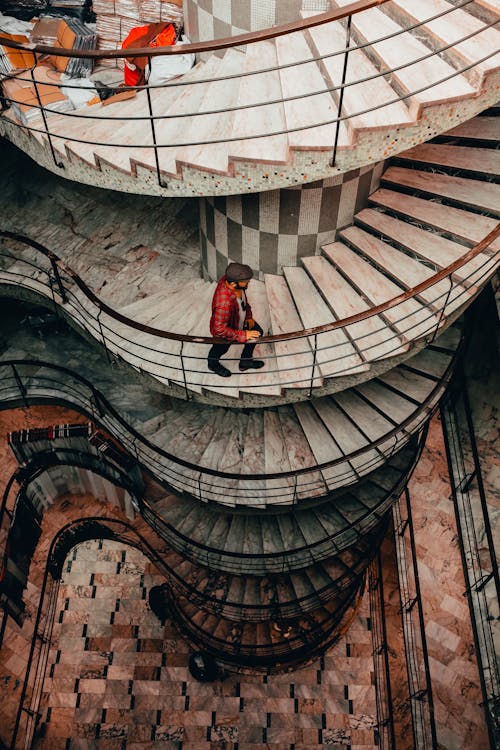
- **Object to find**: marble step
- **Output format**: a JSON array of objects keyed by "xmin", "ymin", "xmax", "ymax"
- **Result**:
[
  {"xmin": 381, "ymin": 165, "xmax": 500, "ymax": 216},
  {"xmin": 368, "ymin": 187, "xmax": 500, "ymax": 249},
  {"xmin": 321, "ymin": 241, "xmax": 427, "ymax": 343},
  {"xmin": 229, "ymin": 39, "xmax": 289, "ymax": 166},
  {"xmin": 175, "ymin": 48, "xmax": 246, "ymax": 174},
  {"xmin": 304, "ymin": 13, "xmax": 411, "ymax": 134},
  {"xmin": 331, "ymin": 0, "xmax": 475, "ymax": 119},
  {"xmin": 386, "ymin": 0, "xmax": 500, "ymax": 88},
  {"xmin": 149, "ymin": 439, "xmax": 419, "ymax": 575},
  {"xmin": 339, "ymin": 224, "xmax": 450, "ymax": 323},
  {"xmin": 395, "ymin": 142, "xmax": 500, "ymax": 178},
  {"xmin": 444, "ymin": 115, "xmax": 499, "ymax": 142},
  {"xmin": 302, "ymin": 254, "xmax": 407, "ymax": 362},
  {"xmin": 355, "ymin": 208, "xmax": 489, "ymax": 292},
  {"xmin": 283, "ymin": 266, "xmax": 368, "ymax": 380},
  {"xmin": 265, "ymin": 274, "xmax": 321, "ymax": 390},
  {"xmin": 274, "ymin": 28, "xmax": 351, "ymax": 152}
]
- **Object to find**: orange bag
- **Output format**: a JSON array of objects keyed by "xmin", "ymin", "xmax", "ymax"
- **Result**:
[{"xmin": 121, "ymin": 23, "xmax": 176, "ymax": 87}]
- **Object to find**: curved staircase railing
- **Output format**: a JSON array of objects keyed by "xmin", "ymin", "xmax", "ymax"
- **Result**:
[
  {"xmin": 0, "ymin": 315, "xmax": 459, "ymax": 504},
  {"xmin": 0, "ymin": 226, "xmax": 498, "ymax": 402},
  {"xmin": 0, "ymin": 0, "xmax": 498, "ymax": 191}
]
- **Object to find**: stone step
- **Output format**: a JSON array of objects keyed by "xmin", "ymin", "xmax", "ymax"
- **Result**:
[
  {"xmin": 355, "ymin": 208, "xmax": 488, "ymax": 288},
  {"xmin": 229, "ymin": 38, "xmax": 289, "ymax": 166},
  {"xmin": 386, "ymin": 0, "xmax": 500, "ymax": 88},
  {"xmin": 302, "ymin": 254, "xmax": 407, "ymax": 362},
  {"xmin": 274, "ymin": 28, "xmax": 351, "ymax": 152},
  {"xmin": 321, "ymin": 240, "xmax": 425, "ymax": 344},
  {"xmin": 381, "ymin": 165, "xmax": 500, "ymax": 216},
  {"xmin": 176, "ymin": 48, "xmax": 246, "ymax": 175},
  {"xmin": 395, "ymin": 142, "xmax": 500, "ymax": 178},
  {"xmin": 331, "ymin": 0, "xmax": 475, "ymax": 119},
  {"xmin": 283, "ymin": 266, "xmax": 368, "ymax": 380},
  {"xmin": 445, "ymin": 115, "xmax": 499, "ymax": 142},
  {"xmin": 304, "ymin": 13, "xmax": 411, "ymax": 134},
  {"xmin": 340, "ymin": 223, "xmax": 450, "ymax": 318},
  {"xmin": 265, "ymin": 273, "xmax": 321, "ymax": 390},
  {"xmin": 368, "ymin": 187, "xmax": 500, "ymax": 249}
]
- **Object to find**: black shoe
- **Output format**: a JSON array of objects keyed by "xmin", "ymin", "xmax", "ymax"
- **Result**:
[
  {"xmin": 239, "ymin": 358, "xmax": 265, "ymax": 371},
  {"xmin": 208, "ymin": 361, "xmax": 232, "ymax": 378}
]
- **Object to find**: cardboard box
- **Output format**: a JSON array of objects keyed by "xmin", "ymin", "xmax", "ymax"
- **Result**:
[{"xmin": 0, "ymin": 33, "xmax": 36, "ymax": 70}]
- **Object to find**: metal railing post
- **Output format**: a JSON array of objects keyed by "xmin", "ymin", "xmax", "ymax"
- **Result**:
[
  {"xmin": 11, "ymin": 363, "xmax": 28, "ymax": 407},
  {"xmin": 48, "ymin": 254, "xmax": 67, "ymax": 303},
  {"xmin": 308, "ymin": 333, "xmax": 318, "ymax": 399},
  {"xmin": 96, "ymin": 309, "xmax": 112, "ymax": 363},
  {"xmin": 330, "ymin": 13, "xmax": 352, "ymax": 168},
  {"xmin": 179, "ymin": 340, "xmax": 190, "ymax": 401},
  {"xmin": 431, "ymin": 274, "xmax": 453, "ymax": 342},
  {"xmin": 29, "ymin": 62, "xmax": 64, "ymax": 170},
  {"xmin": 145, "ymin": 55, "xmax": 167, "ymax": 189}
]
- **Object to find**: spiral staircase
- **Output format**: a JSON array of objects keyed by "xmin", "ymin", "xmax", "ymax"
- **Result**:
[{"xmin": 0, "ymin": 0, "xmax": 499, "ymax": 681}]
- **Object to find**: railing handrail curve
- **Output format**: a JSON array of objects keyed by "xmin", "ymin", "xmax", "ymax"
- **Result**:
[
  {"xmin": 0, "ymin": 0, "xmax": 391, "ymax": 61},
  {"xmin": 1, "ymin": 226, "xmax": 498, "ymax": 345}
]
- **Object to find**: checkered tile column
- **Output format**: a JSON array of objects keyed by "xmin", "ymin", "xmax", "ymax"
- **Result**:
[
  {"xmin": 200, "ymin": 162, "xmax": 385, "ymax": 280},
  {"xmin": 185, "ymin": 0, "xmax": 330, "ymax": 42}
]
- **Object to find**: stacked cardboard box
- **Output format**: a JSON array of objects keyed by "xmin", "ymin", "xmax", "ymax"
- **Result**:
[
  {"xmin": 95, "ymin": 0, "xmax": 182, "ymax": 69},
  {"xmin": 3, "ymin": 64, "xmax": 73, "ymax": 124},
  {"xmin": 43, "ymin": 17, "xmax": 97, "ymax": 77},
  {"xmin": 0, "ymin": 33, "xmax": 36, "ymax": 74}
]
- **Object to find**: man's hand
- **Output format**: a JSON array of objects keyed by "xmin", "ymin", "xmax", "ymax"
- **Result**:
[{"xmin": 246, "ymin": 330, "xmax": 261, "ymax": 341}]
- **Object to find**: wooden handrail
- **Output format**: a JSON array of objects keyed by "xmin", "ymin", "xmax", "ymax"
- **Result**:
[
  {"xmin": 0, "ymin": 0, "xmax": 390, "ymax": 60},
  {"xmin": 1, "ymin": 225, "xmax": 498, "ymax": 345}
]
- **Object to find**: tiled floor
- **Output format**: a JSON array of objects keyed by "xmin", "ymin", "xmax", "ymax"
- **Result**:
[{"xmin": 31, "ymin": 539, "xmax": 378, "ymax": 750}]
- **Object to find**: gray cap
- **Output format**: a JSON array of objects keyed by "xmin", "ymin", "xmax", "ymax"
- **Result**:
[{"xmin": 225, "ymin": 262, "xmax": 253, "ymax": 282}]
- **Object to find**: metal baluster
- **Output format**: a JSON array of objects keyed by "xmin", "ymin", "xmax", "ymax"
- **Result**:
[
  {"xmin": 145, "ymin": 55, "xmax": 167, "ymax": 189},
  {"xmin": 29, "ymin": 61, "xmax": 64, "ymax": 170},
  {"xmin": 48, "ymin": 253, "xmax": 67, "ymax": 302},
  {"xmin": 431, "ymin": 274, "xmax": 453, "ymax": 342},
  {"xmin": 308, "ymin": 333, "xmax": 318, "ymax": 399},
  {"xmin": 330, "ymin": 14, "xmax": 352, "ymax": 168},
  {"xmin": 11, "ymin": 363, "xmax": 28, "ymax": 407},
  {"xmin": 179, "ymin": 340, "xmax": 190, "ymax": 400},
  {"xmin": 96, "ymin": 309, "xmax": 111, "ymax": 363}
]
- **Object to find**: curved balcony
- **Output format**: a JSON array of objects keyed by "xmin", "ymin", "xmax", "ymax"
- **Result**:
[
  {"xmin": 0, "ymin": 0, "xmax": 498, "ymax": 196},
  {"xmin": 1, "ymin": 130, "xmax": 498, "ymax": 407}
]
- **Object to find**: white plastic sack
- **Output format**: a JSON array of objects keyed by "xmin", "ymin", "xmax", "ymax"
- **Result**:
[{"xmin": 148, "ymin": 35, "xmax": 195, "ymax": 86}]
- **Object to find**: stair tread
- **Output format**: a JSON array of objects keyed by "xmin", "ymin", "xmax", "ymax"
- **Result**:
[
  {"xmin": 389, "ymin": 0, "xmax": 500, "ymax": 80},
  {"xmin": 283, "ymin": 266, "xmax": 367, "ymax": 378},
  {"xmin": 356, "ymin": 208, "xmax": 489, "ymax": 284},
  {"xmin": 396, "ymin": 142, "xmax": 500, "ymax": 177},
  {"xmin": 229, "ymin": 39, "xmax": 288, "ymax": 164},
  {"xmin": 322, "ymin": 240, "xmax": 428, "ymax": 341},
  {"xmin": 275, "ymin": 29, "xmax": 350, "ymax": 150},
  {"xmin": 265, "ymin": 274, "xmax": 320, "ymax": 390},
  {"xmin": 278, "ymin": 405, "xmax": 325, "ymax": 499},
  {"xmin": 176, "ymin": 49, "xmax": 246, "ymax": 174},
  {"xmin": 339, "ymin": 224, "xmax": 448, "ymax": 320},
  {"xmin": 302, "ymin": 254, "xmax": 407, "ymax": 361},
  {"xmin": 305, "ymin": 16, "xmax": 411, "ymax": 131},
  {"xmin": 310, "ymin": 397, "xmax": 381, "ymax": 477},
  {"xmin": 369, "ymin": 187, "xmax": 500, "ymax": 248},
  {"xmin": 264, "ymin": 410, "xmax": 295, "ymax": 498},
  {"xmin": 354, "ymin": 379, "xmax": 416, "ymax": 424},
  {"xmin": 332, "ymin": 0, "xmax": 475, "ymax": 117},
  {"xmin": 382, "ymin": 165, "xmax": 500, "ymax": 216},
  {"xmin": 446, "ymin": 116, "xmax": 499, "ymax": 141}
]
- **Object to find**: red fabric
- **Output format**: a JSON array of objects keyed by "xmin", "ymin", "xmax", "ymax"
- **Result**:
[
  {"xmin": 209, "ymin": 276, "xmax": 252, "ymax": 343},
  {"xmin": 149, "ymin": 24, "xmax": 176, "ymax": 48}
]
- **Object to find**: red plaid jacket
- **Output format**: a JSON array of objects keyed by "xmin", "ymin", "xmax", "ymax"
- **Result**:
[{"xmin": 210, "ymin": 276, "xmax": 253, "ymax": 343}]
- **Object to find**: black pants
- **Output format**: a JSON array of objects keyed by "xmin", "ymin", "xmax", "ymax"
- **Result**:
[{"xmin": 208, "ymin": 321, "xmax": 263, "ymax": 365}]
